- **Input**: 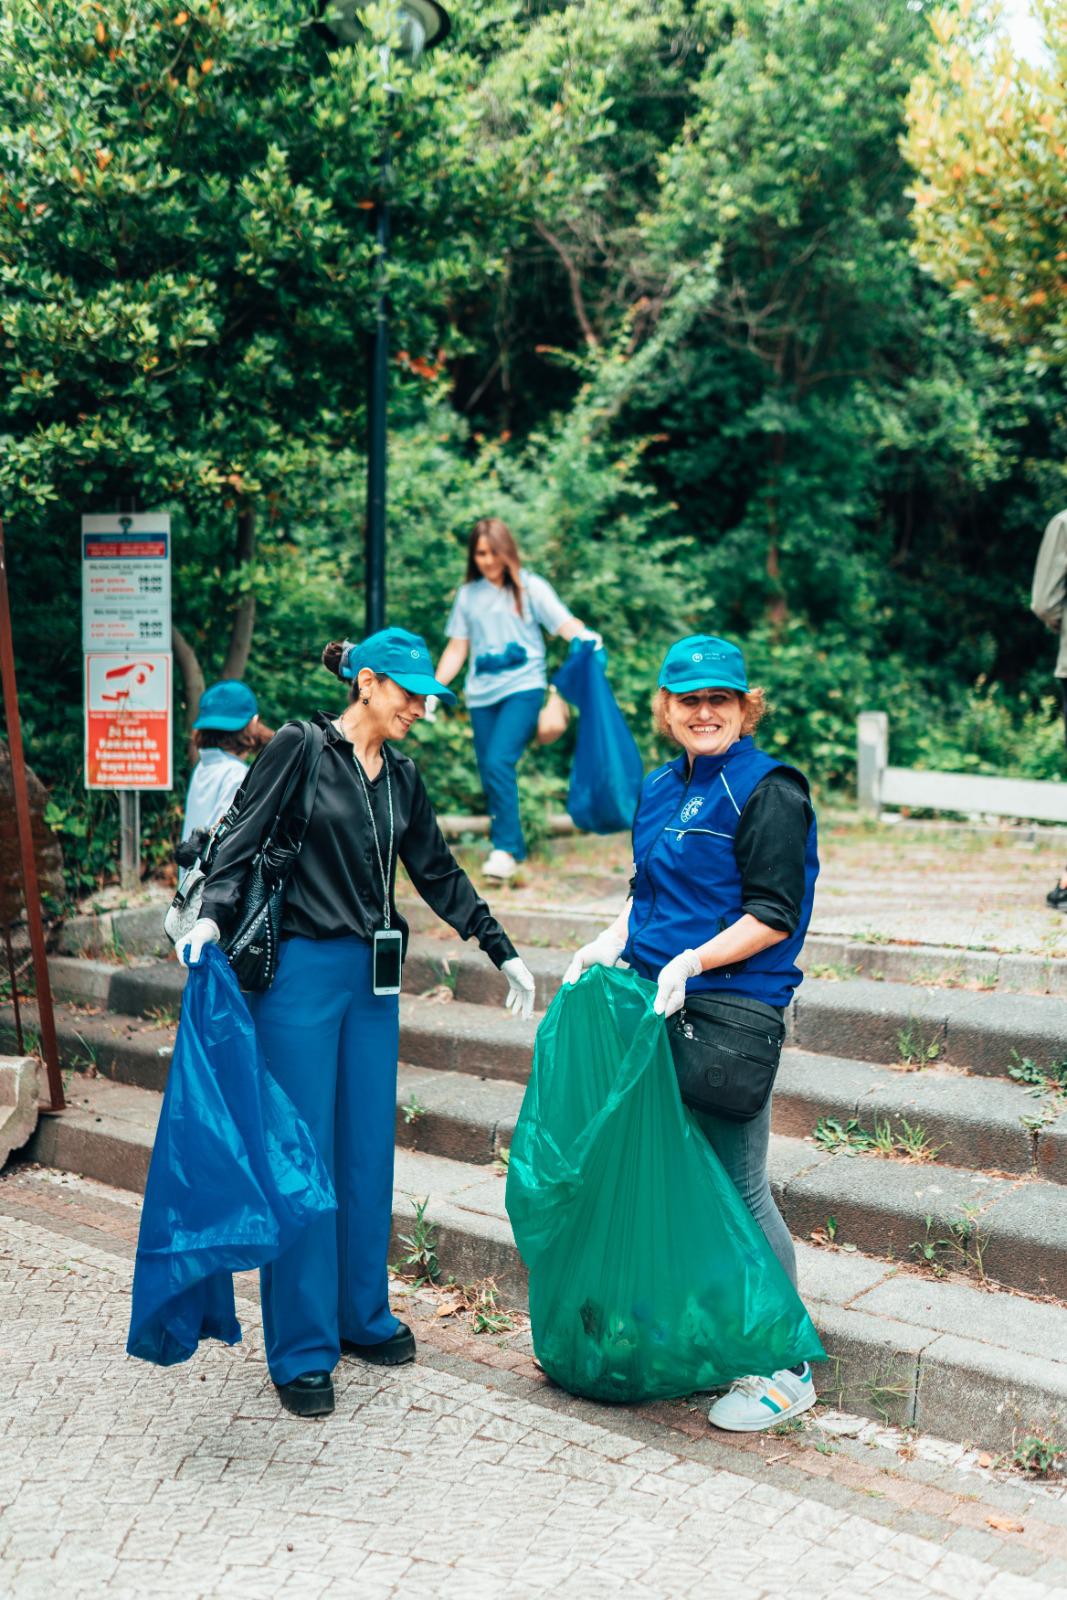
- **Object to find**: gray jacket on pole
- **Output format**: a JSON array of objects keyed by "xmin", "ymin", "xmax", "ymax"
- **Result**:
[{"xmin": 1031, "ymin": 510, "xmax": 1067, "ymax": 678}]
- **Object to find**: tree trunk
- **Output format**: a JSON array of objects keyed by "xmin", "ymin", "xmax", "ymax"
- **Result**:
[
  {"xmin": 222, "ymin": 500, "xmax": 256, "ymax": 680},
  {"xmin": 172, "ymin": 623, "xmax": 205, "ymax": 766}
]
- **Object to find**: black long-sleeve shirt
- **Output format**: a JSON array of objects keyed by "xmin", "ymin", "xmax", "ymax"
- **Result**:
[
  {"xmin": 201, "ymin": 712, "xmax": 517, "ymax": 968},
  {"xmin": 628, "ymin": 768, "xmax": 814, "ymax": 935}
]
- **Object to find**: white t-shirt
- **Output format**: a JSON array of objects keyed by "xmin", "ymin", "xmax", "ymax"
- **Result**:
[
  {"xmin": 182, "ymin": 749, "xmax": 247, "ymax": 842},
  {"xmin": 446, "ymin": 571, "xmax": 572, "ymax": 708}
]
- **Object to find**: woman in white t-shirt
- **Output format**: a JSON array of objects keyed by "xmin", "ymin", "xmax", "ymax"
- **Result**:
[{"xmin": 433, "ymin": 519, "xmax": 599, "ymax": 880}]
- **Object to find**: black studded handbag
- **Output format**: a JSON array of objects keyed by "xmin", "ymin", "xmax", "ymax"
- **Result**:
[
  {"xmin": 221, "ymin": 722, "xmax": 325, "ymax": 992},
  {"xmin": 667, "ymin": 991, "xmax": 786, "ymax": 1121}
]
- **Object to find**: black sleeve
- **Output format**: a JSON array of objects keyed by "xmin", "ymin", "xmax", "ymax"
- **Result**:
[
  {"xmin": 399, "ymin": 766, "xmax": 518, "ymax": 969},
  {"xmin": 734, "ymin": 769, "xmax": 813, "ymax": 935},
  {"xmin": 200, "ymin": 723, "xmax": 306, "ymax": 935}
]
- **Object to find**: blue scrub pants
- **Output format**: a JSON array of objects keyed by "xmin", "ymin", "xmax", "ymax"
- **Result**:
[
  {"xmin": 249, "ymin": 935, "xmax": 400, "ymax": 1385},
  {"xmin": 469, "ymin": 688, "xmax": 543, "ymax": 860}
]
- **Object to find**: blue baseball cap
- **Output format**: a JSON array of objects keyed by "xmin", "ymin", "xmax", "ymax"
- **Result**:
[
  {"xmin": 341, "ymin": 627, "xmax": 457, "ymax": 705},
  {"xmin": 658, "ymin": 635, "xmax": 748, "ymax": 695},
  {"xmin": 192, "ymin": 679, "xmax": 259, "ymax": 731}
]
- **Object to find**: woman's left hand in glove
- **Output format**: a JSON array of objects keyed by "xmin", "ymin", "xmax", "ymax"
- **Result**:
[
  {"xmin": 502, "ymin": 956, "xmax": 536, "ymax": 1022},
  {"xmin": 653, "ymin": 949, "xmax": 702, "ymax": 1018}
]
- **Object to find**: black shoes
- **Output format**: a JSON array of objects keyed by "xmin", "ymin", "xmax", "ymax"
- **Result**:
[
  {"xmin": 341, "ymin": 1322, "xmax": 416, "ymax": 1367},
  {"xmin": 274, "ymin": 1371, "xmax": 335, "ymax": 1418},
  {"xmin": 273, "ymin": 1325, "xmax": 416, "ymax": 1415},
  {"xmin": 1047, "ymin": 882, "xmax": 1067, "ymax": 912}
]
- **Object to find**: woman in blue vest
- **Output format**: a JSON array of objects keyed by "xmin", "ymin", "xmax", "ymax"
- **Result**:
[{"xmin": 564, "ymin": 634, "xmax": 820, "ymax": 1432}]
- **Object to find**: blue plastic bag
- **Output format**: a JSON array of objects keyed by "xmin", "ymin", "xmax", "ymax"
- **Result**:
[
  {"xmin": 127, "ymin": 945, "xmax": 336, "ymax": 1366},
  {"xmin": 553, "ymin": 639, "xmax": 644, "ymax": 833}
]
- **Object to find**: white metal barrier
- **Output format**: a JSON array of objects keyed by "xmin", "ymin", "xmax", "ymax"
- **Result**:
[{"xmin": 856, "ymin": 711, "xmax": 1067, "ymax": 824}]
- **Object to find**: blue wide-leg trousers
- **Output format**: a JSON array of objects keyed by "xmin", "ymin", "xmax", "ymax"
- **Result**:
[{"xmin": 249, "ymin": 936, "xmax": 400, "ymax": 1385}]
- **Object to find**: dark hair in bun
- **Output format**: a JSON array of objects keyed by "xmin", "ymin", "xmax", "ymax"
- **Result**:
[{"xmin": 321, "ymin": 640, "xmax": 346, "ymax": 679}]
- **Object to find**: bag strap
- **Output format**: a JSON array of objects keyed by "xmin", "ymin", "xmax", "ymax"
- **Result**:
[
  {"xmin": 260, "ymin": 721, "xmax": 321, "ymax": 847},
  {"xmin": 286, "ymin": 723, "xmax": 327, "ymax": 847}
]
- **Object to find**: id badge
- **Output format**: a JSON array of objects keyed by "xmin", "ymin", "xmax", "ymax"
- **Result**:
[{"xmin": 372, "ymin": 928, "xmax": 404, "ymax": 996}]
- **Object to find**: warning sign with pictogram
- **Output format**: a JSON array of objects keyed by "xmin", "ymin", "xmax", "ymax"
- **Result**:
[{"xmin": 84, "ymin": 653, "xmax": 172, "ymax": 790}]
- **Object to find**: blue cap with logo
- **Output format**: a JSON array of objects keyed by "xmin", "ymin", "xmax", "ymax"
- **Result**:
[
  {"xmin": 658, "ymin": 635, "xmax": 749, "ymax": 695},
  {"xmin": 341, "ymin": 627, "xmax": 457, "ymax": 705},
  {"xmin": 192, "ymin": 679, "xmax": 259, "ymax": 731}
]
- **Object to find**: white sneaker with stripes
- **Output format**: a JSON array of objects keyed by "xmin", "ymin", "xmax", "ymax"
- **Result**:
[{"xmin": 707, "ymin": 1364, "xmax": 816, "ymax": 1432}]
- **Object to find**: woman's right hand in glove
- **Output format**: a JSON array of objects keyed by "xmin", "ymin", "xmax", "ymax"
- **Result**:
[
  {"xmin": 563, "ymin": 927, "xmax": 628, "ymax": 987},
  {"xmin": 177, "ymin": 918, "xmax": 221, "ymax": 968}
]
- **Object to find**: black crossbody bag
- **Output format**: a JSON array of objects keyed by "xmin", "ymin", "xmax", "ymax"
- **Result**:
[
  {"xmin": 667, "ymin": 991, "xmax": 786, "ymax": 1122},
  {"xmin": 220, "ymin": 722, "xmax": 325, "ymax": 993}
]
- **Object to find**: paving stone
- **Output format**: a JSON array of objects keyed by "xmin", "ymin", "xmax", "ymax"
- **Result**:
[
  {"xmin": 979, "ymin": 1180, "xmax": 1067, "ymax": 1299},
  {"xmin": 948, "ymin": 991, "xmax": 1067, "ymax": 1078},
  {"xmin": 852, "ymin": 1271, "xmax": 1067, "ymax": 1363},
  {"xmin": 1036, "ymin": 1113, "xmax": 1067, "ymax": 1186},
  {"xmin": 917, "ymin": 1334, "xmax": 1067, "ymax": 1452},
  {"xmin": 780, "ymin": 1147, "xmax": 1011, "ymax": 1266},
  {"xmin": 808, "ymin": 1303, "xmax": 927, "ymax": 1427}
]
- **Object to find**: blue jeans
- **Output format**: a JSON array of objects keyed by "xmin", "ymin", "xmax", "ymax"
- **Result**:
[
  {"xmin": 249, "ymin": 936, "xmax": 400, "ymax": 1384},
  {"xmin": 692, "ymin": 1095, "xmax": 798, "ymax": 1289},
  {"xmin": 469, "ymin": 688, "xmax": 543, "ymax": 860}
]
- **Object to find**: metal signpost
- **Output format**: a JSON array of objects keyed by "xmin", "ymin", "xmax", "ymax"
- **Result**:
[
  {"xmin": 81, "ymin": 514, "xmax": 173, "ymax": 887},
  {"xmin": 0, "ymin": 519, "xmax": 65, "ymax": 1111}
]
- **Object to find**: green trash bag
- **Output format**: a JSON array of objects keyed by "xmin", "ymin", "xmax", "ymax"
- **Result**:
[{"xmin": 505, "ymin": 966, "xmax": 825, "ymax": 1403}]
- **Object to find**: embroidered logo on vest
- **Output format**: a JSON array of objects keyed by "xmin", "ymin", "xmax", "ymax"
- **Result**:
[{"xmin": 680, "ymin": 795, "xmax": 705, "ymax": 824}]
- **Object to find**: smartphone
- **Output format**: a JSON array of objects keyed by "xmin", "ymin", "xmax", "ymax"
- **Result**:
[{"xmin": 372, "ymin": 928, "xmax": 404, "ymax": 996}]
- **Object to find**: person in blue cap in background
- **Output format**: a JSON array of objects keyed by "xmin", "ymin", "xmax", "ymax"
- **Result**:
[
  {"xmin": 176, "ymin": 627, "xmax": 536, "ymax": 1419},
  {"xmin": 181, "ymin": 679, "xmax": 272, "ymax": 844},
  {"xmin": 430, "ymin": 518, "xmax": 601, "ymax": 882},
  {"xmin": 563, "ymin": 634, "xmax": 822, "ymax": 1433}
]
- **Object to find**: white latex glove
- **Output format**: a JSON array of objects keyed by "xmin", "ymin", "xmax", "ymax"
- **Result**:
[
  {"xmin": 423, "ymin": 693, "xmax": 439, "ymax": 724},
  {"xmin": 653, "ymin": 949, "xmax": 702, "ymax": 1018},
  {"xmin": 177, "ymin": 917, "xmax": 221, "ymax": 968},
  {"xmin": 578, "ymin": 629, "xmax": 604, "ymax": 650},
  {"xmin": 563, "ymin": 927, "xmax": 627, "ymax": 987},
  {"xmin": 502, "ymin": 956, "xmax": 536, "ymax": 1022}
]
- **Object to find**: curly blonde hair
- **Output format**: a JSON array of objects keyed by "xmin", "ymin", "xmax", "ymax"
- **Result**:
[{"xmin": 652, "ymin": 686, "xmax": 768, "ymax": 744}]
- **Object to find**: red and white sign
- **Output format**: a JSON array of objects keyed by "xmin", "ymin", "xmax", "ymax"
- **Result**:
[{"xmin": 84, "ymin": 653, "xmax": 172, "ymax": 790}]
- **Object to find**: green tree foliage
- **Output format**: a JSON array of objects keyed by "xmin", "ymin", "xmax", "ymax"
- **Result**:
[
  {"xmin": 1, "ymin": 0, "xmax": 1064, "ymax": 898},
  {"xmin": 905, "ymin": 0, "xmax": 1067, "ymax": 369}
]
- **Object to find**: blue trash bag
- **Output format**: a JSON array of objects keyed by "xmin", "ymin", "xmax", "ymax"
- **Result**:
[
  {"xmin": 552, "ymin": 639, "xmax": 644, "ymax": 833},
  {"xmin": 127, "ymin": 944, "xmax": 336, "ymax": 1366}
]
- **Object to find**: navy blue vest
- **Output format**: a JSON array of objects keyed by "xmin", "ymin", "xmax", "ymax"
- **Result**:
[{"xmin": 622, "ymin": 737, "xmax": 819, "ymax": 1009}]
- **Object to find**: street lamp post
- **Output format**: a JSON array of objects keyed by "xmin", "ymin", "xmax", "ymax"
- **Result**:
[{"xmin": 320, "ymin": 0, "xmax": 451, "ymax": 636}]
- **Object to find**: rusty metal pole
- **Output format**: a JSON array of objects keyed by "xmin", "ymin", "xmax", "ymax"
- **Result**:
[{"xmin": 0, "ymin": 518, "xmax": 65, "ymax": 1111}]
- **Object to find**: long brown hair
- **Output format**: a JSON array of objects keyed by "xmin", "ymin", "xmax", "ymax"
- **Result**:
[{"xmin": 466, "ymin": 517, "xmax": 524, "ymax": 615}]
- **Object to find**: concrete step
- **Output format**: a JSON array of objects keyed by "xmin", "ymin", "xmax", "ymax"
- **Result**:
[
  {"xmin": 69, "ymin": 935, "xmax": 1067, "ymax": 1088},
  {"xmin": 17, "ymin": 993, "xmax": 1067, "ymax": 1300},
  {"xmin": 399, "ymin": 895, "xmax": 1067, "ymax": 996},
  {"xmin": 22, "ymin": 1073, "xmax": 1067, "ymax": 1455},
  {"xmin": 0, "ymin": 1054, "xmax": 40, "ymax": 1168}
]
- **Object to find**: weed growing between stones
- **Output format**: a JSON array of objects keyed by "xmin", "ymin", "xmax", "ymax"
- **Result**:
[
  {"xmin": 807, "ymin": 962, "xmax": 861, "ymax": 981},
  {"xmin": 392, "ymin": 1196, "xmax": 439, "ymax": 1286},
  {"xmin": 145, "ymin": 1004, "xmax": 180, "ymax": 1028},
  {"xmin": 493, "ymin": 1144, "xmax": 511, "ymax": 1175},
  {"xmin": 895, "ymin": 1021, "xmax": 942, "ymax": 1069},
  {"xmin": 401, "ymin": 1095, "xmax": 428, "ymax": 1126},
  {"xmin": 1008, "ymin": 1049, "xmax": 1067, "ymax": 1100},
  {"xmin": 910, "ymin": 1205, "xmax": 989, "ymax": 1282},
  {"xmin": 813, "ymin": 1115, "xmax": 943, "ymax": 1163},
  {"xmin": 1005, "ymin": 1432, "xmax": 1065, "ymax": 1479}
]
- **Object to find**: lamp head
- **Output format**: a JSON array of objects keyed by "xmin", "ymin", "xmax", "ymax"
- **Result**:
[{"xmin": 320, "ymin": 0, "xmax": 450, "ymax": 58}]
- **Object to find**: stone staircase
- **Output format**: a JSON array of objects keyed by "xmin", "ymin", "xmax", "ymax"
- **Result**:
[{"xmin": 6, "ymin": 905, "xmax": 1067, "ymax": 1453}]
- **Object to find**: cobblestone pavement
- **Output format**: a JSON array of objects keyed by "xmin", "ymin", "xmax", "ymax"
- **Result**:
[{"xmin": 3, "ymin": 1168, "xmax": 1067, "ymax": 1600}]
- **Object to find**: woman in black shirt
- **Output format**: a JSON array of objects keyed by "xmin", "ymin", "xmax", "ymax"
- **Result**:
[{"xmin": 178, "ymin": 627, "xmax": 535, "ymax": 1418}]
